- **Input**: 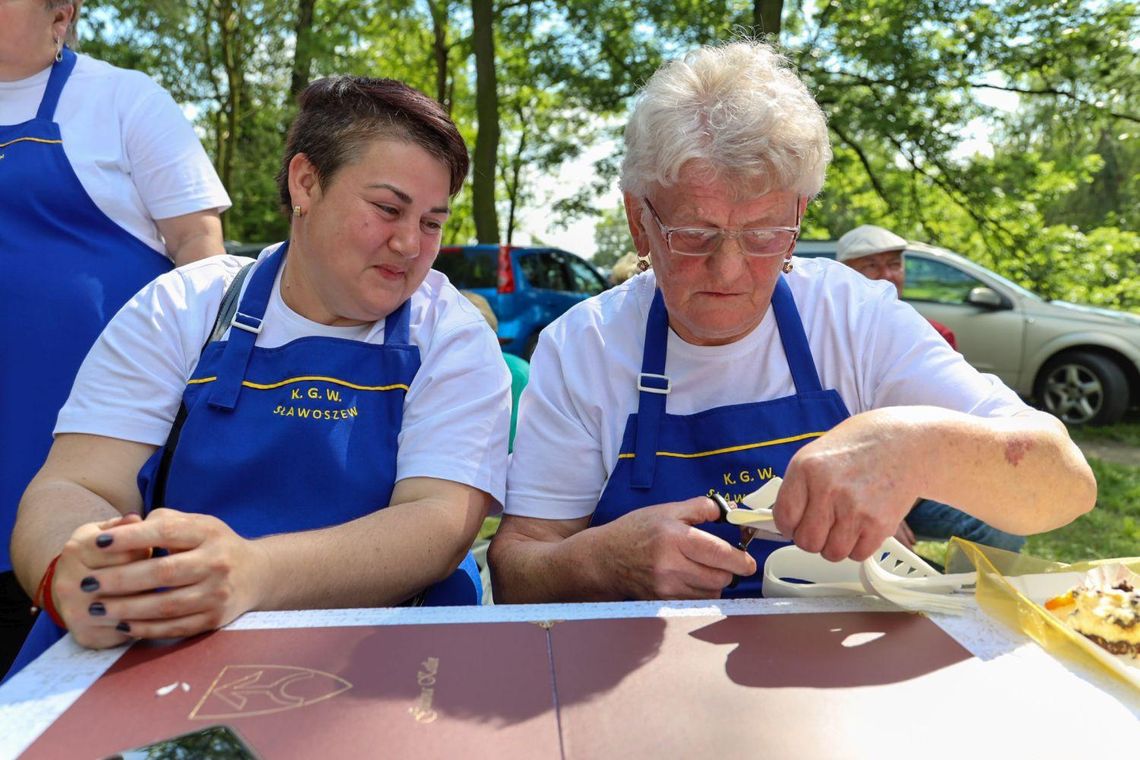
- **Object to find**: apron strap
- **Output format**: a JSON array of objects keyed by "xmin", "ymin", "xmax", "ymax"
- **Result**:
[
  {"xmin": 207, "ymin": 243, "xmax": 288, "ymax": 411},
  {"xmin": 631, "ymin": 289, "xmax": 670, "ymax": 489},
  {"xmin": 383, "ymin": 297, "xmax": 412, "ymax": 346},
  {"xmin": 149, "ymin": 262, "xmax": 256, "ymax": 508},
  {"xmin": 770, "ymin": 276, "xmax": 824, "ymax": 395},
  {"xmin": 36, "ymin": 47, "xmax": 77, "ymax": 122}
]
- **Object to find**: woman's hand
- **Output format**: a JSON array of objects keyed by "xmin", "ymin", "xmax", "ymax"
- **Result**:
[
  {"xmin": 491, "ymin": 497, "xmax": 756, "ymax": 603},
  {"xmin": 51, "ymin": 513, "xmax": 150, "ymax": 649},
  {"xmin": 774, "ymin": 413, "xmax": 921, "ymax": 563},
  {"xmin": 62, "ymin": 508, "xmax": 272, "ymax": 643},
  {"xmin": 602, "ymin": 497, "xmax": 757, "ymax": 599}
]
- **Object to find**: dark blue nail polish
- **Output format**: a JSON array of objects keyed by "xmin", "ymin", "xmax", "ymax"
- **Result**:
[
  {"xmin": 80, "ymin": 576, "xmax": 99, "ymax": 593},
  {"xmin": 88, "ymin": 602, "xmax": 106, "ymax": 617},
  {"xmin": 95, "ymin": 533, "xmax": 113, "ymax": 548},
  {"xmin": 115, "ymin": 622, "xmax": 131, "ymax": 633}
]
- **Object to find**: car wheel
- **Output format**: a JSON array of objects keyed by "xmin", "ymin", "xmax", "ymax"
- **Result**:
[{"xmin": 1037, "ymin": 351, "xmax": 1128, "ymax": 426}]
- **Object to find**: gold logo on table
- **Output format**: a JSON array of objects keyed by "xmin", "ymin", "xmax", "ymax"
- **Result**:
[
  {"xmin": 409, "ymin": 657, "xmax": 440, "ymax": 724},
  {"xmin": 191, "ymin": 665, "xmax": 352, "ymax": 719}
]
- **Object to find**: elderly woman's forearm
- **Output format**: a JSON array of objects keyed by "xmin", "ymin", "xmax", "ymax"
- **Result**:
[
  {"xmin": 893, "ymin": 407, "xmax": 1096, "ymax": 532},
  {"xmin": 489, "ymin": 525, "xmax": 624, "ymax": 604}
]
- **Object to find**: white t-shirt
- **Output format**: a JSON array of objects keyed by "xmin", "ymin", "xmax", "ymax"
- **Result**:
[
  {"xmin": 0, "ymin": 53, "xmax": 231, "ymax": 255},
  {"xmin": 56, "ymin": 247, "xmax": 513, "ymax": 506},
  {"xmin": 506, "ymin": 256, "xmax": 1029, "ymax": 520}
]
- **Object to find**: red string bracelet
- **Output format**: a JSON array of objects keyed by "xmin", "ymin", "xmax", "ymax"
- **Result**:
[{"xmin": 32, "ymin": 554, "xmax": 66, "ymax": 629}]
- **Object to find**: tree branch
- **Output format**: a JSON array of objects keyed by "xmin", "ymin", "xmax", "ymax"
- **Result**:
[
  {"xmin": 796, "ymin": 0, "xmax": 835, "ymax": 69},
  {"xmin": 882, "ymin": 131, "xmax": 1020, "ymax": 255},
  {"xmin": 828, "ymin": 122, "xmax": 893, "ymax": 212},
  {"xmin": 969, "ymin": 82, "xmax": 1140, "ymax": 125}
]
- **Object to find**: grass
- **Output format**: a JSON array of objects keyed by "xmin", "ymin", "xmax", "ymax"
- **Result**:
[{"xmin": 1067, "ymin": 421, "xmax": 1140, "ymax": 447}]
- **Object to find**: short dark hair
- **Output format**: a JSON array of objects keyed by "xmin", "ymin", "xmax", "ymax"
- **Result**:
[{"xmin": 276, "ymin": 77, "xmax": 469, "ymax": 215}]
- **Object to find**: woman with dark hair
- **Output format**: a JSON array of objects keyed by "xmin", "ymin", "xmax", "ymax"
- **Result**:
[
  {"xmin": 7, "ymin": 76, "xmax": 509, "ymax": 673},
  {"xmin": 0, "ymin": 0, "xmax": 229, "ymax": 671}
]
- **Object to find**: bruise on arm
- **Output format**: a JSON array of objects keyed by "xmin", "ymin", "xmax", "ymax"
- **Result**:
[{"xmin": 1004, "ymin": 436, "xmax": 1034, "ymax": 467}]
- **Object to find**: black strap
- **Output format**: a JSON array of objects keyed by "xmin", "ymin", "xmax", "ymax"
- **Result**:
[{"xmin": 150, "ymin": 262, "xmax": 256, "ymax": 509}]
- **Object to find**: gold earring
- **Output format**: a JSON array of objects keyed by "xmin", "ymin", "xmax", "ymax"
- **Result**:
[
  {"xmin": 292, "ymin": 205, "xmax": 303, "ymax": 217},
  {"xmin": 636, "ymin": 253, "xmax": 651, "ymax": 272},
  {"xmin": 781, "ymin": 259, "xmax": 793, "ymax": 274}
]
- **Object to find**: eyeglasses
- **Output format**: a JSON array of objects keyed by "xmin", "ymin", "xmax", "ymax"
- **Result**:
[{"xmin": 642, "ymin": 197, "xmax": 802, "ymax": 257}]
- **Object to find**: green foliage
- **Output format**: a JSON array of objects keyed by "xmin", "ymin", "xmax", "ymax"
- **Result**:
[
  {"xmin": 801, "ymin": 0, "xmax": 1139, "ymax": 307},
  {"xmin": 75, "ymin": 0, "xmax": 1137, "ymax": 273},
  {"xmin": 592, "ymin": 205, "xmax": 633, "ymax": 268}
]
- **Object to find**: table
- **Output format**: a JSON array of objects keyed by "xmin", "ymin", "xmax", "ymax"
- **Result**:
[{"xmin": 1, "ymin": 597, "xmax": 1137, "ymax": 759}]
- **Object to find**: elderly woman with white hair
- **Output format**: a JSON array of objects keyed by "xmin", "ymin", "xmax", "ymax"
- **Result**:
[{"xmin": 488, "ymin": 40, "xmax": 1095, "ymax": 602}]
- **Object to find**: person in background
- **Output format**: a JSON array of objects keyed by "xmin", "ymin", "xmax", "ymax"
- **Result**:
[
  {"xmin": 837, "ymin": 224, "xmax": 1025, "ymax": 552},
  {"xmin": 836, "ymin": 225, "xmax": 957, "ymax": 348},
  {"xmin": 7, "ymin": 75, "xmax": 509, "ymax": 676},
  {"xmin": 460, "ymin": 290, "xmax": 530, "ymax": 452},
  {"xmin": 459, "ymin": 290, "xmax": 529, "ymax": 603},
  {"xmin": 489, "ymin": 40, "xmax": 1093, "ymax": 603},
  {"xmin": 0, "ymin": 0, "xmax": 230, "ymax": 672},
  {"xmin": 609, "ymin": 251, "xmax": 642, "ymax": 287}
]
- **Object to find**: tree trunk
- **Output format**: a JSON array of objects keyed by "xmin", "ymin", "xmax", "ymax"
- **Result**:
[
  {"xmin": 213, "ymin": 0, "xmax": 237, "ymax": 197},
  {"xmin": 471, "ymin": 0, "xmax": 500, "ymax": 243},
  {"xmin": 504, "ymin": 110, "xmax": 526, "ymax": 245},
  {"xmin": 754, "ymin": 0, "xmax": 783, "ymax": 39},
  {"xmin": 290, "ymin": 0, "xmax": 317, "ymax": 101},
  {"xmin": 427, "ymin": 0, "xmax": 450, "ymax": 111}
]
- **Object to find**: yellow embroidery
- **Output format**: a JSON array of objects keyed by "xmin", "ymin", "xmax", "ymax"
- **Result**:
[
  {"xmin": 0, "ymin": 136, "xmax": 64, "ymax": 149},
  {"xmin": 616, "ymin": 431, "xmax": 824, "ymax": 460},
  {"xmin": 186, "ymin": 375, "xmax": 408, "ymax": 392}
]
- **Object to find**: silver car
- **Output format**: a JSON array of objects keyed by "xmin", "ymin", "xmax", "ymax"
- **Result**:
[{"xmin": 795, "ymin": 240, "xmax": 1140, "ymax": 426}]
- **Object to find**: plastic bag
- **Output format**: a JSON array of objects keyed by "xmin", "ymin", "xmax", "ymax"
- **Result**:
[{"xmin": 946, "ymin": 538, "xmax": 1140, "ymax": 692}]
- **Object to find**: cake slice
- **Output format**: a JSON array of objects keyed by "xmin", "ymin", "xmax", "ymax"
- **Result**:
[{"xmin": 1045, "ymin": 564, "xmax": 1140, "ymax": 658}]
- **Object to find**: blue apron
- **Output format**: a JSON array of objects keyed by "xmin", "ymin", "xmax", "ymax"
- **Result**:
[
  {"xmin": 593, "ymin": 278, "xmax": 850, "ymax": 598},
  {"xmin": 6, "ymin": 243, "xmax": 479, "ymax": 680},
  {"xmin": 0, "ymin": 48, "xmax": 173, "ymax": 575}
]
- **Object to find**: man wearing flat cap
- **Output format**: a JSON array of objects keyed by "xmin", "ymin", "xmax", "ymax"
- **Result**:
[
  {"xmin": 837, "ymin": 225, "xmax": 957, "ymax": 349},
  {"xmin": 837, "ymin": 224, "xmax": 1025, "ymax": 554}
]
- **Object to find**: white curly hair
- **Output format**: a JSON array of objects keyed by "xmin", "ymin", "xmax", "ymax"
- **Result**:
[{"xmin": 620, "ymin": 40, "xmax": 831, "ymax": 199}]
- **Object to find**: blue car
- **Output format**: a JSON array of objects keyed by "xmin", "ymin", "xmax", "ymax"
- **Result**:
[{"xmin": 434, "ymin": 245, "xmax": 609, "ymax": 357}]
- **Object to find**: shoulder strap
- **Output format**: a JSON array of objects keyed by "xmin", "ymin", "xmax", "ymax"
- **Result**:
[
  {"xmin": 149, "ymin": 260, "xmax": 256, "ymax": 509},
  {"xmin": 206, "ymin": 261, "xmax": 257, "ymax": 347}
]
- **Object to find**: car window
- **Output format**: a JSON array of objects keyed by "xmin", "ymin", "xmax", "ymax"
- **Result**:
[
  {"xmin": 565, "ymin": 256, "xmax": 607, "ymax": 295},
  {"xmin": 519, "ymin": 252, "xmax": 571, "ymax": 291},
  {"xmin": 433, "ymin": 250, "xmax": 496, "ymax": 288},
  {"xmin": 903, "ymin": 256, "xmax": 986, "ymax": 304}
]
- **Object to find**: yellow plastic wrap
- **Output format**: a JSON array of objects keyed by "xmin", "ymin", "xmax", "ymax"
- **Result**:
[{"xmin": 947, "ymin": 538, "xmax": 1140, "ymax": 692}]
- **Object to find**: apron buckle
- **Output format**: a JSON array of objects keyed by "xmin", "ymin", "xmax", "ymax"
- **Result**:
[
  {"xmin": 231, "ymin": 311, "xmax": 263, "ymax": 334},
  {"xmin": 637, "ymin": 373, "xmax": 670, "ymax": 394}
]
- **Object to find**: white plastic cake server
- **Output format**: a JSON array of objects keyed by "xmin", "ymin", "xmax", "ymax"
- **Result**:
[
  {"xmin": 734, "ymin": 479, "xmax": 978, "ymax": 614},
  {"xmin": 725, "ymin": 477, "xmax": 786, "ymax": 541}
]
